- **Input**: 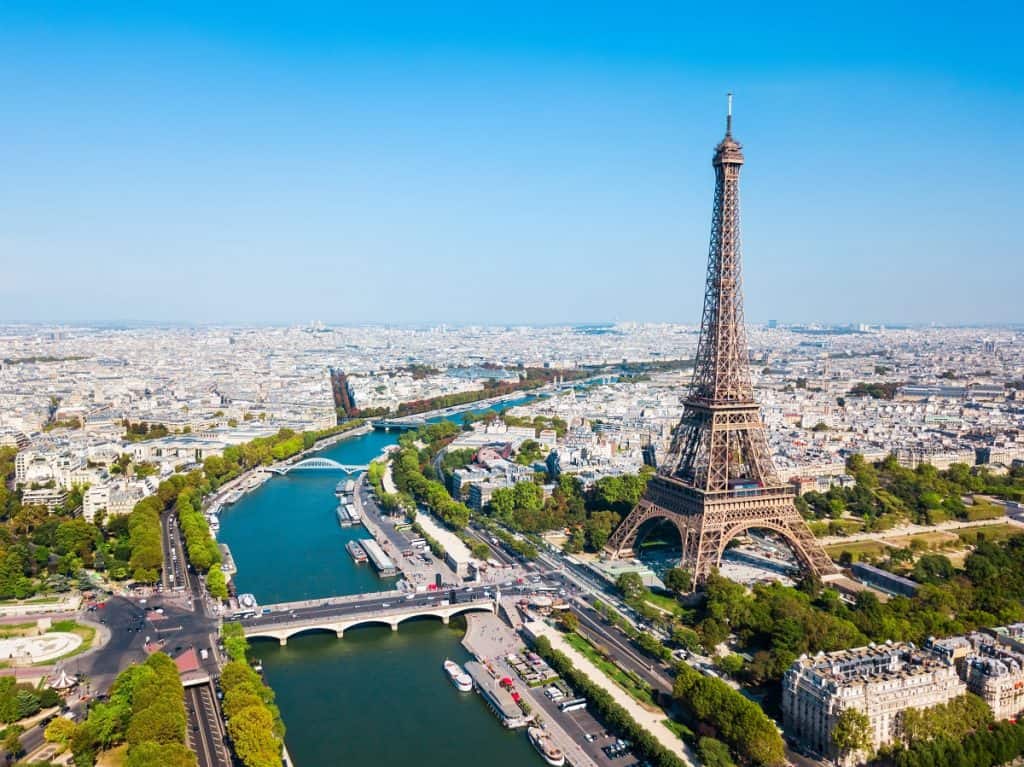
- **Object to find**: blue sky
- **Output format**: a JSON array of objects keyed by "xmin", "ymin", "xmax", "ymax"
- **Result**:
[{"xmin": 1, "ymin": 2, "xmax": 1020, "ymax": 325}]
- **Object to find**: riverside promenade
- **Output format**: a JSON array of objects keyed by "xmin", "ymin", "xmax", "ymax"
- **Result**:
[
  {"xmin": 524, "ymin": 620, "xmax": 696, "ymax": 766},
  {"xmin": 462, "ymin": 612, "xmax": 599, "ymax": 767}
]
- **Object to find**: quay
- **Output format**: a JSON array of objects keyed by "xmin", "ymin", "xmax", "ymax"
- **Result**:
[
  {"xmin": 462, "ymin": 612, "xmax": 600, "ymax": 767},
  {"xmin": 359, "ymin": 538, "xmax": 396, "ymax": 576},
  {"xmin": 465, "ymin": 660, "xmax": 532, "ymax": 729}
]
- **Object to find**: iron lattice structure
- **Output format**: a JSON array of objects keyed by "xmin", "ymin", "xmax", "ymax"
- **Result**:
[{"xmin": 605, "ymin": 99, "xmax": 836, "ymax": 587}]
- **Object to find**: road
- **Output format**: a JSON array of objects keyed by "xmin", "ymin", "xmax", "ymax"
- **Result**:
[
  {"xmin": 572, "ymin": 597, "xmax": 675, "ymax": 693},
  {"xmin": 162, "ymin": 510, "xmax": 190, "ymax": 592},
  {"xmin": 186, "ymin": 682, "xmax": 231, "ymax": 767},
  {"xmin": 236, "ymin": 587, "xmax": 498, "ymax": 631}
]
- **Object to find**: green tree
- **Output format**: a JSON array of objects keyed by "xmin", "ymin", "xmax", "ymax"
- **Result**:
[
  {"xmin": 227, "ymin": 705, "xmax": 280, "ymax": 767},
  {"xmin": 207, "ymin": 568, "xmax": 228, "ymax": 600},
  {"xmin": 584, "ymin": 510, "xmax": 621, "ymax": 550},
  {"xmin": 3, "ymin": 723, "xmax": 24, "ymax": 756},
  {"xmin": 616, "ymin": 572, "xmax": 645, "ymax": 600},
  {"xmin": 832, "ymin": 707, "xmax": 872, "ymax": 761},
  {"xmin": 126, "ymin": 741, "xmax": 197, "ymax": 767},
  {"xmin": 697, "ymin": 736, "xmax": 736, "ymax": 767},
  {"xmin": 558, "ymin": 610, "xmax": 579, "ymax": 633},
  {"xmin": 663, "ymin": 567, "xmax": 692, "ymax": 594},
  {"xmin": 44, "ymin": 716, "xmax": 78, "ymax": 746}
]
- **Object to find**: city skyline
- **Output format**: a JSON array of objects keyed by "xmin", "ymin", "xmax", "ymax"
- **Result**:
[{"xmin": 2, "ymin": 2, "xmax": 1021, "ymax": 326}]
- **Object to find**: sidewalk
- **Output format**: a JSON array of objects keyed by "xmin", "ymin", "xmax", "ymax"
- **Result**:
[
  {"xmin": 381, "ymin": 461, "xmax": 398, "ymax": 494},
  {"xmin": 525, "ymin": 620, "xmax": 696, "ymax": 766},
  {"xmin": 818, "ymin": 514, "xmax": 1024, "ymax": 546}
]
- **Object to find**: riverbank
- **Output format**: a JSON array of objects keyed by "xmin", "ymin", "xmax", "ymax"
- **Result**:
[{"xmin": 524, "ymin": 620, "xmax": 694, "ymax": 765}]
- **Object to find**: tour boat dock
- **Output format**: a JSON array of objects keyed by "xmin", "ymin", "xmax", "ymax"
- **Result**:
[
  {"xmin": 464, "ymin": 660, "xmax": 531, "ymax": 729},
  {"xmin": 358, "ymin": 538, "xmax": 397, "ymax": 577}
]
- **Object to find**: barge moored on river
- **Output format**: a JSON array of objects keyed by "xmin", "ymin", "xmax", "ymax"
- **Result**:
[
  {"xmin": 346, "ymin": 540, "xmax": 368, "ymax": 564},
  {"xmin": 528, "ymin": 726, "xmax": 566, "ymax": 767},
  {"xmin": 443, "ymin": 659, "xmax": 473, "ymax": 692},
  {"xmin": 335, "ymin": 502, "xmax": 361, "ymax": 527}
]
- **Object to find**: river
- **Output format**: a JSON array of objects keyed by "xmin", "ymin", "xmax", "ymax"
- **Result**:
[{"xmin": 217, "ymin": 397, "xmax": 539, "ymax": 766}]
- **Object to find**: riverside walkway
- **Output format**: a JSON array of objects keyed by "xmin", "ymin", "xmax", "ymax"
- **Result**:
[
  {"xmin": 462, "ymin": 612, "xmax": 599, "ymax": 767},
  {"xmin": 523, "ymin": 621, "xmax": 696, "ymax": 766}
]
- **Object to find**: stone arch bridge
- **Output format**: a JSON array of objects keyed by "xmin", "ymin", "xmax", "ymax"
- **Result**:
[{"xmin": 239, "ymin": 597, "xmax": 495, "ymax": 645}]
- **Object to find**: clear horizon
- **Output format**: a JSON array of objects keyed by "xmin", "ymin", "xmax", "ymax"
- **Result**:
[{"xmin": 1, "ymin": 2, "xmax": 1021, "ymax": 326}]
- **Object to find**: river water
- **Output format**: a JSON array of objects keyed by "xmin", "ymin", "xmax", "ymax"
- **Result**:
[{"xmin": 217, "ymin": 399, "xmax": 538, "ymax": 766}]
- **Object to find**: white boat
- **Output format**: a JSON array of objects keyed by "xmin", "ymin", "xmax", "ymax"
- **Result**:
[
  {"xmin": 443, "ymin": 659, "xmax": 473, "ymax": 693},
  {"xmin": 528, "ymin": 726, "xmax": 565, "ymax": 767}
]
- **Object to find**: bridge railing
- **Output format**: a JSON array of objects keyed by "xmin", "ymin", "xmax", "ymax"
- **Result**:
[
  {"xmin": 260, "ymin": 590, "xmax": 404, "ymax": 613},
  {"xmin": 239, "ymin": 597, "xmax": 496, "ymax": 632}
]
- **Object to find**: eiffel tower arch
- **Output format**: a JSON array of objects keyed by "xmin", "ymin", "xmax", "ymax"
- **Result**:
[{"xmin": 605, "ymin": 96, "xmax": 837, "ymax": 589}]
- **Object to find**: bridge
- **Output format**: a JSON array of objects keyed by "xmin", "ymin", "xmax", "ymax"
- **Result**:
[
  {"xmin": 237, "ymin": 593, "xmax": 496, "ymax": 645},
  {"xmin": 371, "ymin": 418, "xmax": 427, "ymax": 432},
  {"xmin": 267, "ymin": 457, "xmax": 368, "ymax": 475}
]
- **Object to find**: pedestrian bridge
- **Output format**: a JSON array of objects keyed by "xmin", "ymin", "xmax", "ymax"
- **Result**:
[
  {"xmin": 268, "ymin": 457, "xmax": 368, "ymax": 475},
  {"xmin": 371, "ymin": 418, "xmax": 427, "ymax": 432},
  {"xmin": 239, "ymin": 597, "xmax": 496, "ymax": 645}
]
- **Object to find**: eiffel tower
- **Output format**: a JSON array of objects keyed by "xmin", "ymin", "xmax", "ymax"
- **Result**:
[{"xmin": 605, "ymin": 96, "xmax": 836, "ymax": 588}]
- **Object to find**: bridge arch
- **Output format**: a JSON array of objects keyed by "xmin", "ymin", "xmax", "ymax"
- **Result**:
[
  {"xmin": 393, "ymin": 604, "xmax": 493, "ymax": 627},
  {"xmin": 239, "ymin": 601, "xmax": 497, "ymax": 645},
  {"xmin": 271, "ymin": 626, "xmax": 341, "ymax": 642},
  {"xmin": 280, "ymin": 457, "xmax": 366, "ymax": 474}
]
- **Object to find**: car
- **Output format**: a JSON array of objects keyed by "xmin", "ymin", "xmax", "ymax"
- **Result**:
[{"xmin": 381, "ymin": 603, "xmax": 391, "ymax": 608}]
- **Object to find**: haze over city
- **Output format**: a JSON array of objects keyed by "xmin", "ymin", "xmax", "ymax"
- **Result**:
[{"xmin": 2, "ymin": 1, "xmax": 1020, "ymax": 325}]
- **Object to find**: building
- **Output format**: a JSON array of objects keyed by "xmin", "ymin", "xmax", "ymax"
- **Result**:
[
  {"xmin": 961, "ymin": 636, "xmax": 1024, "ymax": 721},
  {"xmin": 20, "ymin": 487, "xmax": 68, "ymax": 512},
  {"xmin": 850, "ymin": 562, "xmax": 921, "ymax": 598},
  {"xmin": 782, "ymin": 642, "xmax": 966, "ymax": 761},
  {"xmin": 928, "ymin": 629, "xmax": 1024, "ymax": 722},
  {"xmin": 83, "ymin": 480, "xmax": 153, "ymax": 522},
  {"xmin": 468, "ymin": 481, "xmax": 504, "ymax": 511}
]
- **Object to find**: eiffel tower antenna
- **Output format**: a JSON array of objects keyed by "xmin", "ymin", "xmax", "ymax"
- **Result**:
[{"xmin": 605, "ymin": 99, "xmax": 836, "ymax": 588}]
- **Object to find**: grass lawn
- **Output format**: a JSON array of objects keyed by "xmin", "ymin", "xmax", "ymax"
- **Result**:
[
  {"xmin": 0, "ymin": 596, "xmax": 62, "ymax": 606},
  {"xmin": 643, "ymin": 591, "xmax": 683, "ymax": 616},
  {"xmin": 964, "ymin": 501, "xmax": 1006, "ymax": 522},
  {"xmin": 97, "ymin": 743, "xmax": 128, "ymax": 767},
  {"xmin": 563, "ymin": 631, "xmax": 658, "ymax": 708},
  {"xmin": 957, "ymin": 524, "xmax": 1024, "ymax": 545},
  {"xmin": 887, "ymin": 531, "xmax": 959, "ymax": 549},
  {"xmin": 826, "ymin": 540, "xmax": 890, "ymax": 561},
  {"xmin": 662, "ymin": 718, "xmax": 695, "ymax": 742},
  {"xmin": 0, "ymin": 623, "xmax": 38, "ymax": 639}
]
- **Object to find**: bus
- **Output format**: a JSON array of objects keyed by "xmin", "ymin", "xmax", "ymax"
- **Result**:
[{"xmin": 559, "ymin": 698, "xmax": 587, "ymax": 712}]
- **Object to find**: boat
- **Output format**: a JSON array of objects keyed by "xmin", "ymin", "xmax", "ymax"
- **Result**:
[
  {"xmin": 527, "ymin": 726, "xmax": 565, "ymax": 767},
  {"xmin": 335, "ymin": 481, "xmax": 347, "ymax": 496},
  {"xmin": 346, "ymin": 540, "xmax": 368, "ymax": 564},
  {"xmin": 443, "ymin": 659, "xmax": 473, "ymax": 693},
  {"xmin": 345, "ymin": 503, "xmax": 361, "ymax": 523},
  {"xmin": 336, "ymin": 505, "xmax": 354, "ymax": 526}
]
